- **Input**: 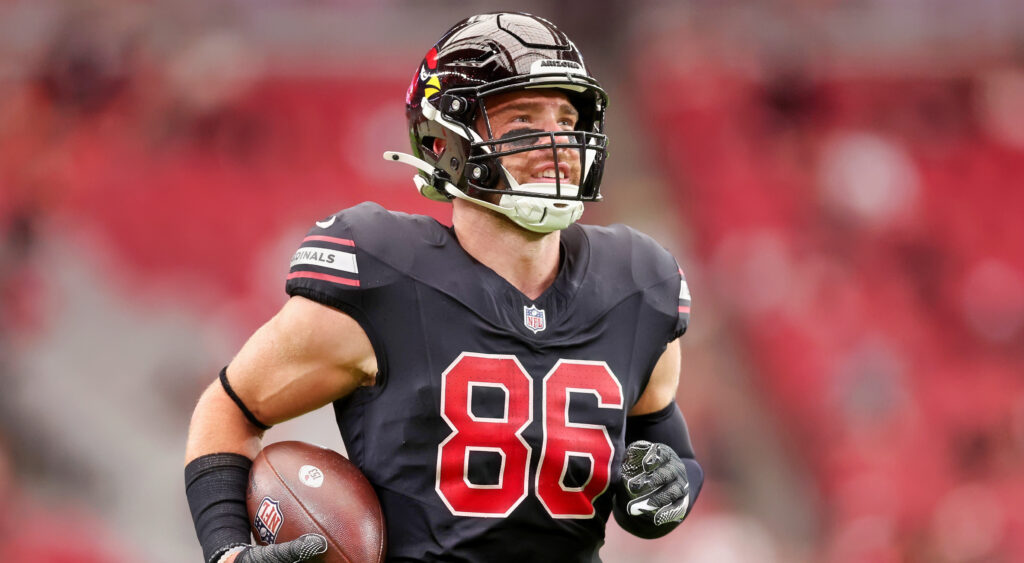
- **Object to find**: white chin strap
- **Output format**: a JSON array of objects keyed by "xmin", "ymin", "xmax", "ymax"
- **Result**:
[{"xmin": 382, "ymin": 151, "xmax": 584, "ymax": 233}]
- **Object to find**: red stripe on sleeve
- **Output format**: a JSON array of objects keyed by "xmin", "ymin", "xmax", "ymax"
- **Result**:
[
  {"xmin": 302, "ymin": 235, "xmax": 355, "ymax": 247},
  {"xmin": 678, "ymin": 306, "xmax": 690, "ymax": 314},
  {"xmin": 287, "ymin": 271, "xmax": 360, "ymax": 287}
]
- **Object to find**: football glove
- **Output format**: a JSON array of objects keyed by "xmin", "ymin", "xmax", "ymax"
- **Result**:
[
  {"xmin": 619, "ymin": 440, "xmax": 691, "ymax": 526},
  {"xmin": 233, "ymin": 534, "xmax": 327, "ymax": 563}
]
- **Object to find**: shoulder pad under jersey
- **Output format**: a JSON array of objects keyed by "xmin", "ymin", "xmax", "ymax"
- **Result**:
[
  {"xmin": 285, "ymin": 201, "xmax": 440, "ymax": 300},
  {"xmin": 580, "ymin": 223, "xmax": 691, "ymax": 339}
]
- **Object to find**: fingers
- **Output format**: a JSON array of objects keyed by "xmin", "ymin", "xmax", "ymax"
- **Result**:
[
  {"xmin": 641, "ymin": 443, "xmax": 677, "ymax": 472},
  {"xmin": 626, "ymin": 479, "xmax": 689, "ymax": 521},
  {"xmin": 236, "ymin": 534, "xmax": 328, "ymax": 563},
  {"xmin": 625, "ymin": 462, "xmax": 684, "ymax": 497},
  {"xmin": 291, "ymin": 534, "xmax": 329, "ymax": 561},
  {"xmin": 622, "ymin": 442, "xmax": 680, "ymax": 477},
  {"xmin": 621, "ymin": 440, "xmax": 653, "ymax": 477}
]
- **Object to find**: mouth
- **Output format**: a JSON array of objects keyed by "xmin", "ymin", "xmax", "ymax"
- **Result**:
[{"xmin": 530, "ymin": 163, "xmax": 573, "ymax": 183}]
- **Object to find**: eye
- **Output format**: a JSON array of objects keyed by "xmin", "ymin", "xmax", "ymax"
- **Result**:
[{"xmin": 511, "ymin": 115, "xmax": 530, "ymax": 123}]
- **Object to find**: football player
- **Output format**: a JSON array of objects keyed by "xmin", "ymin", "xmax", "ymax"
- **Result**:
[{"xmin": 185, "ymin": 12, "xmax": 703, "ymax": 563}]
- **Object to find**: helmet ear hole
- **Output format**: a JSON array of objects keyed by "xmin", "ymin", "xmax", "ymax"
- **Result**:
[
  {"xmin": 431, "ymin": 137, "xmax": 447, "ymax": 156},
  {"xmin": 422, "ymin": 136, "xmax": 445, "ymax": 159}
]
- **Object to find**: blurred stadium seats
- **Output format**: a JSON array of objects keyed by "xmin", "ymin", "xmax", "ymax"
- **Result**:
[{"xmin": 1, "ymin": 1, "xmax": 1021, "ymax": 562}]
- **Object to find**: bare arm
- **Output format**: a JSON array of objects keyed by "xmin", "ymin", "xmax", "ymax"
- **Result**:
[
  {"xmin": 185, "ymin": 295, "xmax": 377, "ymax": 464},
  {"xmin": 629, "ymin": 338, "xmax": 681, "ymax": 416}
]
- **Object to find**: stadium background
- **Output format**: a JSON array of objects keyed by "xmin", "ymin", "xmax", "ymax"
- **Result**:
[{"xmin": 2, "ymin": 0, "xmax": 1023, "ymax": 561}]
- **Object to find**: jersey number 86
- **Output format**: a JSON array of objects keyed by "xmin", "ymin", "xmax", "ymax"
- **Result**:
[{"xmin": 436, "ymin": 353, "xmax": 623, "ymax": 519}]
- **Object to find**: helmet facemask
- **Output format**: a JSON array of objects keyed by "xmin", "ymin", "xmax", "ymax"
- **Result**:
[{"xmin": 468, "ymin": 126, "xmax": 603, "ymax": 233}]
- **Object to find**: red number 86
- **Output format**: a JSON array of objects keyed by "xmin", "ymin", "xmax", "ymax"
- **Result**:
[{"xmin": 436, "ymin": 353, "xmax": 623, "ymax": 519}]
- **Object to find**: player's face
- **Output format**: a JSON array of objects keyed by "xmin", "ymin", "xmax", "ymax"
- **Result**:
[{"xmin": 478, "ymin": 90, "xmax": 582, "ymax": 188}]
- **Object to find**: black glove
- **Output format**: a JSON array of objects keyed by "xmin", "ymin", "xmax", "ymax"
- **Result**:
[
  {"xmin": 619, "ymin": 440, "xmax": 691, "ymax": 526},
  {"xmin": 234, "ymin": 534, "xmax": 328, "ymax": 563}
]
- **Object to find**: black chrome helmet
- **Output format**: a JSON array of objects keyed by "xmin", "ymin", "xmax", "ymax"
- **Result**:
[{"xmin": 384, "ymin": 12, "xmax": 609, "ymax": 232}]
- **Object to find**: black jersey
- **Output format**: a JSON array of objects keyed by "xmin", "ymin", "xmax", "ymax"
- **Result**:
[{"xmin": 285, "ymin": 202, "xmax": 690, "ymax": 563}]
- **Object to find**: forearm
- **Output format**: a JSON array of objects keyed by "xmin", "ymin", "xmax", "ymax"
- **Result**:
[
  {"xmin": 185, "ymin": 378, "xmax": 266, "ymax": 464},
  {"xmin": 185, "ymin": 378, "xmax": 266, "ymax": 563},
  {"xmin": 625, "ymin": 401, "xmax": 696, "ymax": 459}
]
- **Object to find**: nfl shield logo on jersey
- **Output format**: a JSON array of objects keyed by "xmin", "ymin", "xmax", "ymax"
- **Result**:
[
  {"xmin": 523, "ymin": 305, "xmax": 546, "ymax": 333},
  {"xmin": 254, "ymin": 497, "xmax": 284, "ymax": 544}
]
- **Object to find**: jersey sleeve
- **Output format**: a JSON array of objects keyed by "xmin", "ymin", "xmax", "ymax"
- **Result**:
[
  {"xmin": 284, "ymin": 202, "xmax": 403, "ymax": 314},
  {"xmin": 626, "ymin": 226, "xmax": 691, "ymax": 342}
]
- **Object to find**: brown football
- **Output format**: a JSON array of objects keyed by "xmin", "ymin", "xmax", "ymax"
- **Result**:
[{"xmin": 246, "ymin": 441, "xmax": 385, "ymax": 563}]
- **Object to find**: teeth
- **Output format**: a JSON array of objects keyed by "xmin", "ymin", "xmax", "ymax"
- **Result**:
[{"xmin": 539, "ymin": 169, "xmax": 566, "ymax": 180}]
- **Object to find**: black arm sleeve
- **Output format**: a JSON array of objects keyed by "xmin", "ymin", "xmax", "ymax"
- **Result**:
[
  {"xmin": 614, "ymin": 402, "xmax": 704, "ymax": 538},
  {"xmin": 185, "ymin": 453, "xmax": 253, "ymax": 563},
  {"xmin": 624, "ymin": 401, "xmax": 697, "ymax": 459}
]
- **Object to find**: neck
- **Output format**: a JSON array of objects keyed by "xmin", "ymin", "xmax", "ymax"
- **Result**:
[{"xmin": 452, "ymin": 200, "xmax": 561, "ymax": 301}]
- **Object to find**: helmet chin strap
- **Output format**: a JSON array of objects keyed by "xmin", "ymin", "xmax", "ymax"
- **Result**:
[
  {"xmin": 382, "ymin": 150, "xmax": 583, "ymax": 233},
  {"xmin": 447, "ymin": 181, "xmax": 584, "ymax": 234}
]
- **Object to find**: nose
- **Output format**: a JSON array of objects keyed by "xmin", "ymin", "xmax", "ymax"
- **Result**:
[
  {"xmin": 534, "ymin": 113, "xmax": 578, "ymax": 154},
  {"xmin": 538, "ymin": 111, "xmax": 563, "ymax": 133}
]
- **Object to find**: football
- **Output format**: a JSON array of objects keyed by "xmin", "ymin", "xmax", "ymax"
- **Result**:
[{"xmin": 247, "ymin": 441, "xmax": 386, "ymax": 563}]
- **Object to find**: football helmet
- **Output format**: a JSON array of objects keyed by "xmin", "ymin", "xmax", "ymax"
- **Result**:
[{"xmin": 384, "ymin": 12, "xmax": 609, "ymax": 233}]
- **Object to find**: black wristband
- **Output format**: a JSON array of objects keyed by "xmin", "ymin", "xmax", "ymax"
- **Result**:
[
  {"xmin": 185, "ymin": 452, "xmax": 253, "ymax": 563},
  {"xmin": 220, "ymin": 367, "xmax": 271, "ymax": 431}
]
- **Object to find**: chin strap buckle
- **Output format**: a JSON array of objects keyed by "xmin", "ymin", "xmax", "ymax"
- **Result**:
[{"xmin": 431, "ymin": 169, "xmax": 454, "ymax": 198}]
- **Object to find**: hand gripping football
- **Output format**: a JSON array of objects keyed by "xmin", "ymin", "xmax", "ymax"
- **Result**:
[{"xmin": 247, "ymin": 441, "xmax": 386, "ymax": 563}]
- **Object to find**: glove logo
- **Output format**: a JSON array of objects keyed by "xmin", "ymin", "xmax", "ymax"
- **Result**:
[
  {"xmin": 254, "ymin": 497, "xmax": 284, "ymax": 544},
  {"xmin": 627, "ymin": 497, "xmax": 657, "ymax": 517}
]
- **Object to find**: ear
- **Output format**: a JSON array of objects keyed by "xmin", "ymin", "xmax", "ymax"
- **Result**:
[{"xmin": 432, "ymin": 138, "xmax": 446, "ymax": 154}]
